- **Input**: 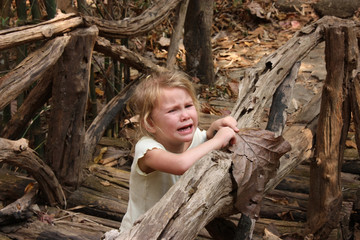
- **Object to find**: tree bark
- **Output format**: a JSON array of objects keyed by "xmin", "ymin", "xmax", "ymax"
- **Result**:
[
  {"xmin": 46, "ymin": 26, "xmax": 98, "ymax": 191},
  {"xmin": 184, "ymin": 0, "xmax": 214, "ymax": 85}
]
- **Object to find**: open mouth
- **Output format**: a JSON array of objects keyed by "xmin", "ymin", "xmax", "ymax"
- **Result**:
[{"xmin": 178, "ymin": 124, "xmax": 193, "ymax": 132}]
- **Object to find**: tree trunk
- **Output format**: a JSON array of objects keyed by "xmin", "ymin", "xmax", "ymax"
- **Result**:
[
  {"xmin": 184, "ymin": 0, "xmax": 214, "ymax": 85},
  {"xmin": 307, "ymin": 20, "xmax": 360, "ymax": 239},
  {"xmin": 46, "ymin": 26, "xmax": 98, "ymax": 191}
]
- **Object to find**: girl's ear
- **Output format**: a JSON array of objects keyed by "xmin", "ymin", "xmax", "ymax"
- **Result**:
[{"xmin": 144, "ymin": 117, "xmax": 156, "ymax": 134}]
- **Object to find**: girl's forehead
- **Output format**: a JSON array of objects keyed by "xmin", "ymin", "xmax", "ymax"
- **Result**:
[
  {"xmin": 154, "ymin": 87, "xmax": 191, "ymax": 105},
  {"xmin": 159, "ymin": 87, "xmax": 191, "ymax": 98}
]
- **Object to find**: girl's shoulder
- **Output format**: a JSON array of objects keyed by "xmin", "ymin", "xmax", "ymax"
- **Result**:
[{"xmin": 135, "ymin": 136, "xmax": 166, "ymax": 156}]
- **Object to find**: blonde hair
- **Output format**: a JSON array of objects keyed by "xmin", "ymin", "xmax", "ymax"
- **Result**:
[{"xmin": 131, "ymin": 71, "xmax": 199, "ymax": 137}]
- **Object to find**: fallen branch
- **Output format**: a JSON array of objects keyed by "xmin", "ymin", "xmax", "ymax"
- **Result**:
[
  {"xmin": 94, "ymin": 37, "xmax": 167, "ymax": 74},
  {"xmin": 0, "ymin": 138, "xmax": 66, "ymax": 207},
  {"xmin": 83, "ymin": 0, "xmax": 182, "ymax": 38},
  {"xmin": 0, "ymin": 12, "xmax": 82, "ymax": 51},
  {"xmin": 0, "ymin": 36, "xmax": 70, "ymax": 111}
]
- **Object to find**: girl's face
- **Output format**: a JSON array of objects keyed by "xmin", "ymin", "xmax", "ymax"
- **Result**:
[{"xmin": 147, "ymin": 87, "xmax": 198, "ymax": 153}]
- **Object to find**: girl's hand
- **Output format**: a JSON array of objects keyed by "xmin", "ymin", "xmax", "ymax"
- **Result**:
[
  {"xmin": 207, "ymin": 116, "xmax": 239, "ymax": 139},
  {"xmin": 212, "ymin": 126, "xmax": 238, "ymax": 149}
]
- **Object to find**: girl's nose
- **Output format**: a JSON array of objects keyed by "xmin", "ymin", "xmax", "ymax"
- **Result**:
[{"xmin": 180, "ymin": 109, "xmax": 190, "ymax": 120}]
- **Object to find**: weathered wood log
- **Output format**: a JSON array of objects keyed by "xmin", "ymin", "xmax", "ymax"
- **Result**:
[
  {"xmin": 0, "ymin": 36, "xmax": 70, "ymax": 111},
  {"xmin": 307, "ymin": 20, "xmax": 360, "ymax": 239},
  {"xmin": 0, "ymin": 138, "xmax": 65, "ymax": 206},
  {"xmin": 232, "ymin": 60, "xmax": 300, "ymax": 240},
  {"xmin": 83, "ymin": 0, "xmax": 182, "ymax": 38},
  {"xmin": 266, "ymin": 61, "xmax": 300, "ymax": 137},
  {"xmin": 67, "ymin": 164, "xmax": 130, "ymax": 221},
  {"xmin": 0, "ymin": 169, "xmax": 36, "ymax": 203},
  {"xmin": 0, "ymin": 12, "xmax": 83, "ymax": 51},
  {"xmin": 46, "ymin": 26, "xmax": 98, "ymax": 191},
  {"xmin": 231, "ymin": 16, "xmax": 333, "ymax": 128},
  {"xmin": 2, "ymin": 208, "xmax": 113, "ymax": 240},
  {"xmin": 277, "ymin": 164, "xmax": 360, "ymax": 202},
  {"xmin": 264, "ymin": 94, "xmax": 321, "ymax": 192},
  {"xmin": 94, "ymin": 37, "xmax": 167, "ymax": 74},
  {"xmin": 0, "ymin": 183, "xmax": 38, "ymax": 225}
]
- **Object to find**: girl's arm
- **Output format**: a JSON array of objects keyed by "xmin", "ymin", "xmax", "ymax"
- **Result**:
[{"xmin": 138, "ymin": 127, "xmax": 237, "ymax": 175}]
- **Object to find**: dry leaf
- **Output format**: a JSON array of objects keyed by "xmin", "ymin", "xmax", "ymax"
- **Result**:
[
  {"xmin": 95, "ymin": 87, "xmax": 104, "ymax": 97},
  {"xmin": 229, "ymin": 128, "xmax": 291, "ymax": 218},
  {"xmin": 93, "ymin": 147, "xmax": 107, "ymax": 163},
  {"xmin": 345, "ymin": 139, "xmax": 357, "ymax": 149},
  {"xmin": 247, "ymin": 1, "xmax": 266, "ymax": 19},
  {"xmin": 264, "ymin": 228, "xmax": 281, "ymax": 240}
]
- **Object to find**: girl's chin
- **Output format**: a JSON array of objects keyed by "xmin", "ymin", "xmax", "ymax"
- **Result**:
[{"xmin": 177, "ymin": 134, "xmax": 194, "ymax": 143}]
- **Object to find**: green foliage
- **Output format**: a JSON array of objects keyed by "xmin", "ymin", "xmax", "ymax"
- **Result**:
[{"xmin": 1, "ymin": 17, "xmax": 9, "ymax": 27}]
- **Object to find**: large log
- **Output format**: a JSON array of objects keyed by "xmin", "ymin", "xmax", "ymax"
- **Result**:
[
  {"xmin": 67, "ymin": 164, "xmax": 130, "ymax": 221},
  {"xmin": 0, "ymin": 169, "xmax": 35, "ymax": 203},
  {"xmin": 0, "ymin": 36, "xmax": 70, "ymax": 111},
  {"xmin": 0, "ymin": 12, "xmax": 82, "ymax": 51},
  {"xmin": 230, "ymin": 16, "xmax": 335, "ymax": 128}
]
